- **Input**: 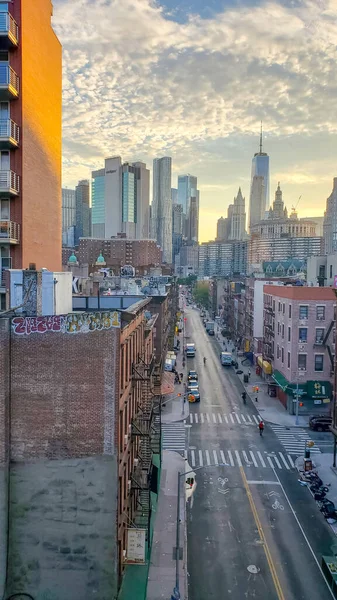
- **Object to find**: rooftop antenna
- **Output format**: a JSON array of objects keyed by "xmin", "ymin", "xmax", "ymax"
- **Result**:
[{"xmin": 259, "ymin": 121, "xmax": 263, "ymax": 154}]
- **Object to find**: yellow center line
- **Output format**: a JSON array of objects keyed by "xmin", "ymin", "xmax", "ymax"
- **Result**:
[{"xmin": 240, "ymin": 467, "xmax": 285, "ymax": 600}]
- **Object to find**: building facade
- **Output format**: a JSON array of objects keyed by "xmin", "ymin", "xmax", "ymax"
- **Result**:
[
  {"xmin": 249, "ymin": 235, "xmax": 323, "ymax": 271},
  {"xmin": 0, "ymin": 0, "xmax": 62, "ymax": 309},
  {"xmin": 307, "ymin": 255, "xmax": 337, "ymax": 287},
  {"xmin": 62, "ymin": 188, "xmax": 76, "ymax": 247},
  {"xmin": 263, "ymin": 286, "xmax": 335, "ymax": 415},
  {"xmin": 91, "ymin": 166, "xmax": 105, "ymax": 238},
  {"xmin": 75, "ymin": 179, "xmax": 90, "ymax": 245},
  {"xmin": 230, "ymin": 187, "xmax": 246, "ymax": 240},
  {"xmin": 199, "ymin": 240, "xmax": 247, "ymax": 278},
  {"xmin": 323, "ymin": 177, "xmax": 337, "ymax": 254},
  {"xmin": 75, "ymin": 237, "xmax": 162, "ymax": 272},
  {"xmin": 152, "ymin": 157, "xmax": 172, "ymax": 263}
]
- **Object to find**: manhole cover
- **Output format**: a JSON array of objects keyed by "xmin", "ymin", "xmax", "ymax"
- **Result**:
[{"xmin": 247, "ymin": 565, "xmax": 260, "ymax": 574}]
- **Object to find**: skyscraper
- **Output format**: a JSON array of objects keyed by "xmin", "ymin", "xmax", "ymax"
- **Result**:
[
  {"xmin": 171, "ymin": 188, "xmax": 178, "ymax": 204},
  {"xmin": 248, "ymin": 124, "xmax": 270, "ymax": 231},
  {"xmin": 75, "ymin": 180, "xmax": 90, "ymax": 246},
  {"xmin": 177, "ymin": 174, "xmax": 200, "ymax": 242},
  {"xmin": 0, "ymin": 0, "xmax": 62, "ymax": 309},
  {"xmin": 152, "ymin": 157, "xmax": 172, "ymax": 263},
  {"xmin": 62, "ymin": 188, "xmax": 76, "ymax": 247},
  {"xmin": 230, "ymin": 187, "xmax": 246, "ymax": 240},
  {"xmin": 91, "ymin": 158, "xmax": 150, "ymax": 240}
]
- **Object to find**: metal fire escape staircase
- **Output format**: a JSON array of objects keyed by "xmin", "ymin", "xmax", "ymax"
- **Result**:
[{"xmin": 130, "ymin": 353, "xmax": 161, "ymax": 538}]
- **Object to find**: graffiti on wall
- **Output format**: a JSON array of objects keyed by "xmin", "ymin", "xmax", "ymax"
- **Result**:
[{"xmin": 12, "ymin": 311, "xmax": 121, "ymax": 335}]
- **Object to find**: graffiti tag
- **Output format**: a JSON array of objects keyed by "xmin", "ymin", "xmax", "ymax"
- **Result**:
[{"xmin": 12, "ymin": 311, "xmax": 121, "ymax": 335}]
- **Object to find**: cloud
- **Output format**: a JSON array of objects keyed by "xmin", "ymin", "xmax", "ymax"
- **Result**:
[{"xmin": 53, "ymin": 0, "xmax": 337, "ymax": 240}]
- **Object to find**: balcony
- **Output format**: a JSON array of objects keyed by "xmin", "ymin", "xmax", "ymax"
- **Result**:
[
  {"xmin": 0, "ymin": 64, "xmax": 19, "ymax": 100},
  {"xmin": 0, "ymin": 220, "xmax": 20, "ymax": 243},
  {"xmin": 0, "ymin": 170, "xmax": 19, "ymax": 195},
  {"xmin": 0, "ymin": 256, "xmax": 11, "ymax": 287},
  {"xmin": 0, "ymin": 119, "xmax": 19, "ymax": 149},
  {"xmin": 0, "ymin": 12, "xmax": 19, "ymax": 49}
]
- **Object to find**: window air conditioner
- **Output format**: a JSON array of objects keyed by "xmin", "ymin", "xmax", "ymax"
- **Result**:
[
  {"xmin": 127, "ymin": 480, "xmax": 132, "ymax": 491},
  {"xmin": 124, "ymin": 435, "xmax": 129, "ymax": 445},
  {"xmin": 134, "ymin": 458, "xmax": 139, "ymax": 467}
]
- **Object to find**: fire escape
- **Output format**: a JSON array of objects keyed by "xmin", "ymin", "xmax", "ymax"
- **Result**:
[
  {"xmin": 130, "ymin": 352, "xmax": 161, "ymax": 544},
  {"xmin": 314, "ymin": 318, "xmax": 336, "ymax": 374}
]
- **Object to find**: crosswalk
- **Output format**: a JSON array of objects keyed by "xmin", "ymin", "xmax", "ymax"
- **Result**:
[
  {"xmin": 188, "ymin": 448, "xmax": 295, "ymax": 470},
  {"xmin": 269, "ymin": 424, "xmax": 321, "ymax": 455},
  {"xmin": 161, "ymin": 422, "xmax": 186, "ymax": 452},
  {"xmin": 189, "ymin": 412, "xmax": 261, "ymax": 425}
]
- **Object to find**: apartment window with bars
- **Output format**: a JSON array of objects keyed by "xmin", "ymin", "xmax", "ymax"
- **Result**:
[
  {"xmin": 299, "ymin": 327, "xmax": 308, "ymax": 342},
  {"xmin": 314, "ymin": 354, "xmax": 324, "ymax": 372},
  {"xmin": 298, "ymin": 354, "xmax": 307, "ymax": 370},
  {"xmin": 316, "ymin": 306, "xmax": 325, "ymax": 321},
  {"xmin": 299, "ymin": 305, "xmax": 308, "ymax": 319}
]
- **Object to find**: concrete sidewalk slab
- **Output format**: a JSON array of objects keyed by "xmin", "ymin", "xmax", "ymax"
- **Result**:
[{"xmin": 147, "ymin": 451, "xmax": 187, "ymax": 600}]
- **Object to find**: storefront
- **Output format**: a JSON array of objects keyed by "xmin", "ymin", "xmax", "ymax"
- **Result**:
[
  {"xmin": 272, "ymin": 370, "xmax": 332, "ymax": 415},
  {"xmin": 256, "ymin": 355, "xmax": 272, "ymax": 379}
]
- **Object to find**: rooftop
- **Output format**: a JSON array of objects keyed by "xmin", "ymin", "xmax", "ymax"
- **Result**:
[{"xmin": 263, "ymin": 285, "xmax": 336, "ymax": 300}]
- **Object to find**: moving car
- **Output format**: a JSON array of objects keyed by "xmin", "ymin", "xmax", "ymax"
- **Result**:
[
  {"xmin": 187, "ymin": 381, "xmax": 200, "ymax": 402},
  {"xmin": 186, "ymin": 343, "xmax": 196, "ymax": 358},
  {"xmin": 188, "ymin": 370, "xmax": 198, "ymax": 381},
  {"xmin": 221, "ymin": 351, "xmax": 233, "ymax": 366},
  {"xmin": 309, "ymin": 415, "xmax": 332, "ymax": 432}
]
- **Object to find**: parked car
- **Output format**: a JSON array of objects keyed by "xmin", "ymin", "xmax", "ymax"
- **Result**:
[{"xmin": 309, "ymin": 415, "xmax": 332, "ymax": 432}]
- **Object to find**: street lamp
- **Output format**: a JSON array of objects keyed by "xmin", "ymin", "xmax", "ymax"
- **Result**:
[{"xmin": 173, "ymin": 463, "xmax": 228, "ymax": 600}]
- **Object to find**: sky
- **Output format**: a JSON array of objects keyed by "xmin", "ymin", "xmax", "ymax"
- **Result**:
[{"xmin": 53, "ymin": 0, "xmax": 337, "ymax": 242}]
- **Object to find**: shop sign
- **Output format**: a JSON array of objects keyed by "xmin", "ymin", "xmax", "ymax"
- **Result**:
[{"xmin": 125, "ymin": 529, "xmax": 146, "ymax": 564}]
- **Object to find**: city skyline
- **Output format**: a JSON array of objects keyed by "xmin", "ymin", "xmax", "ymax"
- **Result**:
[{"xmin": 53, "ymin": 0, "xmax": 337, "ymax": 242}]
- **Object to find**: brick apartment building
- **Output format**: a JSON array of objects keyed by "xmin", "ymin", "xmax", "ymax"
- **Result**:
[
  {"xmin": 0, "ymin": 0, "xmax": 62, "ymax": 311},
  {"xmin": 69, "ymin": 237, "xmax": 162, "ymax": 272},
  {"xmin": 0, "ymin": 301, "xmax": 160, "ymax": 599},
  {"xmin": 263, "ymin": 285, "xmax": 335, "ymax": 415}
]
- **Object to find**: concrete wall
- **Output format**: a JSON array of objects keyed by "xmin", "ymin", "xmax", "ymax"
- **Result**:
[{"xmin": 7, "ymin": 456, "xmax": 118, "ymax": 600}]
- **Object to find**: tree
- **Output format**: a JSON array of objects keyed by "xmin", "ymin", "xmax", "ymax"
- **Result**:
[{"xmin": 193, "ymin": 281, "xmax": 209, "ymax": 309}]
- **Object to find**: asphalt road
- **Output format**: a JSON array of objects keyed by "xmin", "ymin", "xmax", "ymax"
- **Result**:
[{"xmin": 184, "ymin": 305, "xmax": 337, "ymax": 600}]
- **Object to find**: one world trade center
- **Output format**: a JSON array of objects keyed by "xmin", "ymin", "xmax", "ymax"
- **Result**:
[{"xmin": 248, "ymin": 123, "xmax": 270, "ymax": 232}]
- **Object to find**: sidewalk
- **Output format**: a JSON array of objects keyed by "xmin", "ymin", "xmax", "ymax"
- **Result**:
[
  {"xmin": 297, "ymin": 452, "xmax": 337, "ymax": 536},
  {"xmin": 147, "ymin": 450, "xmax": 187, "ymax": 600},
  {"xmin": 161, "ymin": 347, "xmax": 189, "ymax": 425},
  {"xmin": 214, "ymin": 331, "xmax": 309, "ymax": 427}
]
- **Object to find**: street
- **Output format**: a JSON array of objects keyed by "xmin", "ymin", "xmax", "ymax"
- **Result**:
[{"xmin": 184, "ymin": 306, "xmax": 337, "ymax": 600}]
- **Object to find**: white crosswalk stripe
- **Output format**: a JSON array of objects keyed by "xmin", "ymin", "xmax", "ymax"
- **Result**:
[
  {"xmin": 188, "ymin": 448, "xmax": 295, "ymax": 470},
  {"xmin": 189, "ymin": 412, "xmax": 259, "ymax": 425},
  {"xmin": 161, "ymin": 422, "xmax": 186, "ymax": 452},
  {"xmin": 269, "ymin": 424, "xmax": 321, "ymax": 455}
]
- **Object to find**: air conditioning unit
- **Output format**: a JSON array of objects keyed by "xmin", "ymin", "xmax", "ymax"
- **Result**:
[
  {"xmin": 127, "ymin": 480, "xmax": 132, "ymax": 491},
  {"xmin": 124, "ymin": 435, "xmax": 129, "ymax": 445},
  {"xmin": 298, "ymin": 367, "xmax": 306, "ymax": 371},
  {"xmin": 123, "ymin": 549, "xmax": 127, "ymax": 558},
  {"xmin": 128, "ymin": 424, "xmax": 132, "ymax": 433},
  {"xmin": 134, "ymin": 458, "xmax": 139, "ymax": 467}
]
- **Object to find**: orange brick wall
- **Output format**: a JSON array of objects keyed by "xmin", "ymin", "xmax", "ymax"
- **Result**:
[{"xmin": 12, "ymin": 0, "xmax": 62, "ymax": 271}]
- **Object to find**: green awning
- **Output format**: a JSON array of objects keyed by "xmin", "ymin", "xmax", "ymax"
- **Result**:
[
  {"xmin": 307, "ymin": 381, "xmax": 332, "ymax": 400},
  {"xmin": 272, "ymin": 370, "xmax": 290, "ymax": 391},
  {"xmin": 272, "ymin": 371, "xmax": 307, "ymax": 396}
]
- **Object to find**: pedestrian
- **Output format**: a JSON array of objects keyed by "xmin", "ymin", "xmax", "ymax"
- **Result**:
[
  {"xmin": 259, "ymin": 421, "xmax": 264, "ymax": 436},
  {"xmin": 248, "ymin": 369, "xmax": 251, "ymax": 380},
  {"xmin": 180, "ymin": 372, "xmax": 183, "ymax": 381},
  {"xmin": 255, "ymin": 395, "xmax": 258, "ymax": 403}
]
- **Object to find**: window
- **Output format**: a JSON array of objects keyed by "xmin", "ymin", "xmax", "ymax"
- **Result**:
[
  {"xmin": 298, "ymin": 354, "xmax": 307, "ymax": 370},
  {"xmin": 273, "ymin": 300, "xmax": 275, "ymax": 312},
  {"xmin": 278, "ymin": 302, "xmax": 281, "ymax": 312},
  {"xmin": 299, "ymin": 305, "xmax": 308, "ymax": 319},
  {"xmin": 277, "ymin": 345, "xmax": 280, "ymax": 359},
  {"xmin": 316, "ymin": 306, "xmax": 325, "ymax": 321},
  {"xmin": 289, "ymin": 304, "xmax": 292, "ymax": 318},
  {"xmin": 281, "ymin": 347, "xmax": 284, "ymax": 363},
  {"xmin": 287, "ymin": 352, "xmax": 291, "ymax": 368},
  {"xmin": 288, "ymin": 326, "xmax": 291, "ymax": 342},
  {"xmin": 283, "ymin": 303, "xmax": 285, "ymax": 314},
  {"xmin": 298, "ymin": 328, "xmax": 308, "ymax": 342},
  {"xmin": 315, "ymin": 328, "xmax": 325, "ymax": 345},
  {"xmin": 282, "ymin": 324, "xmax": 284, "ymax": 338},
  {"xmin": 314, "ymin": 355, "xmax": 324, "ymax": 372},
  {"xmin": 330, "ymin": 265, "xmax": 333, "ymax": 279}
]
